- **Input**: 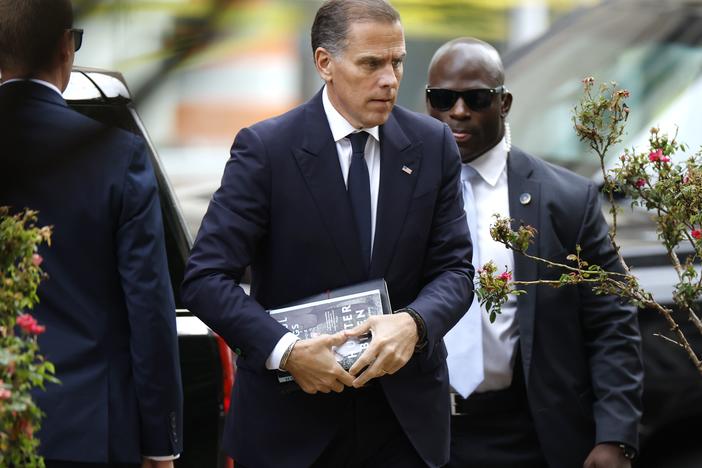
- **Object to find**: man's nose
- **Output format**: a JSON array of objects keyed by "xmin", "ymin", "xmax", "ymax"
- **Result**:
[
  {"xmin": 378, "ymin": 64, "xmax": 399, "ymax": 88},
  {"xmin": 450, "ymin": 97, "xmax": 471, "ymax": 119}
]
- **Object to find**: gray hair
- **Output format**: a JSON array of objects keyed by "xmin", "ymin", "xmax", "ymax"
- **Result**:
[
  {"xmin": 0, "ymin": 0, "xmax": 74, "ymax": 74},
  {"xmin": 311, "ymin": 0, "xmax": 401, "ymax": 57}
]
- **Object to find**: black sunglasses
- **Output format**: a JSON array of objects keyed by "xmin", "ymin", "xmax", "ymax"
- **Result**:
[
  {"xmin": 425, "ymin": 86, "xmax": 506, "ymax": 112},
  {"xmin": 69, "ymin": 28, "xmax": 83, "ymax": 52}
]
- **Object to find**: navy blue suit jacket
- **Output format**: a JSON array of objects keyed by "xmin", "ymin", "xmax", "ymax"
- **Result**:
[
  {"xmin": 181, "ymin": 90, "xmax": 473, "ymax": 468},
  {"xmin": 0, "ymin": 81, "xmax": 183, "ymax": 463},
  {"xmin": 507, "ymin": 147, "xmax": 643, "ymax": 467}
]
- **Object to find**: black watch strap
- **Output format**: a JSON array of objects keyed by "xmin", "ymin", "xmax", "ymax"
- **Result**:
[
  {"xmin": 618, "ymin": 443, "xmax": 636, "ymax": 460},
  {"xmin": 395, "ymin": 307, "xmax": 427, "ymax": 351}
]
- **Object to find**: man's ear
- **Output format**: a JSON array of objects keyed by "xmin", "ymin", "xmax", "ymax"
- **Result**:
[
  {"xmin": 500, "ymin": 92, "xmax": 513, "ymax": 118},
  {"xmin": 314, "ymin": 47, "xmax": 334, "ymax": 82}
]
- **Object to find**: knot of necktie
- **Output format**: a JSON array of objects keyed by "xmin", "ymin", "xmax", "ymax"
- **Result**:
[{"xmin": 348, "ymin": 131, "xmax": 369, "ymax": 158}]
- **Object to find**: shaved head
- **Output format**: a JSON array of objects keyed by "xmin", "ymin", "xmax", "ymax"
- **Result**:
[
  {"xmin": 426, "ymin": 37, "xmax": 512, "ymax": 163},
  {"xmin": 428, "ymin": 37, "xmax": 504, "ymax": 89}
]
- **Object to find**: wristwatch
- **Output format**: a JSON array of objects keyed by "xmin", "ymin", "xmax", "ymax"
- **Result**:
[
  {"xmin": 619, "ymin": 443, "xmax": 636, "ymax": 460},
  {"xmin": 395, "ymin": 307, "xmax": 427, "ymax": 351}
]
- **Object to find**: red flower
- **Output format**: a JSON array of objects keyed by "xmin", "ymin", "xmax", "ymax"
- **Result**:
[
  {"xmin": 497, "ymin": 271, "xmax": 512, "ymax": 282},
  {"xmin": 683, "ymin": 174, "xmax": 690, "ymax": 184},
  {"xmin": 635, "ymin": 178, "xmax": 646, "ymax": 188},
  {"xmin": 16, "ymin": 314, "xmax": 44, "ymax": 335},
  {"xmin": 648, "ymin": 149, "xmax": 663, "ymax": 162},
  {"xmin": 692, "ymin": 230, "xmax": 702, "ymax": 240},
  {"xmin": 32, "ymin": 254, "xmax": 43, "ymax": 267},
  {"xmin": 620, "ymin": 154, "xmax": 627, "ymax": 162}
]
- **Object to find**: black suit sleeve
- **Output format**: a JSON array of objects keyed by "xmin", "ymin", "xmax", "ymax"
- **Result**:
[
  {"xmin": 409, "ymin": 124, "xmax": 474, "ymax": 355},
  {"xmin": 181, "ymin": 127, "xmax": 289, "ymax": 370},
  {"xmin": 116, "ymin": 136, "xmax": 184, "ymax": 456},
  {"xmin": 577, "ymin": 183, "xmax": 643, "ymax": 450}
]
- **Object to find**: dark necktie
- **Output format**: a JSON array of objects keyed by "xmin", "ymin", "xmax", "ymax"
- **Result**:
[{"xmin": 347, "ymin": 131, "xmax": 371, "ymax": 272}]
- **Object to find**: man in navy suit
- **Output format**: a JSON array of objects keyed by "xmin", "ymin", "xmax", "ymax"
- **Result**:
[
  {"xmin": 181, "ymin": 1, "xmax": 473, "ymax": 467},
  {"xmin": 426, "ymin": 38, "xmax": 643, "ymax": 468},
  {"xmin": 0, "ymin": 1, "xmax": 183, "ymax": 466}
]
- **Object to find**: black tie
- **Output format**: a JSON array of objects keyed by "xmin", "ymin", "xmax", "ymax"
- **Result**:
[{"xmin": 347, "ymin": 132, "xmax": 371, "ymax": 272}]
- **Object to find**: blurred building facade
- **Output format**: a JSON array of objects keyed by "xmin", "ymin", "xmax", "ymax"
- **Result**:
[{"xmin": 71, "ymin": 0, "xmax": 598, "ymax": 234}]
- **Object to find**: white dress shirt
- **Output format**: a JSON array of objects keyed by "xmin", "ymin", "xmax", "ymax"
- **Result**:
[
  {"xmin": 467, "ymin": 137, "xmax": 520, "ymax": 392},
  {"xmin": 266, "ymin": 85, "xmax": 381, "ymax": 370}
]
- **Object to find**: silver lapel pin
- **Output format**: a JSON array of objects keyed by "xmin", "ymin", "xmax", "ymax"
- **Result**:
[
  {"xmin": 402, "ymin": 165, "xmax": 413, "ymax": 175},
  {"xmin": 519, "ymin": 192, "xmax": 532, "ymax": 205}
]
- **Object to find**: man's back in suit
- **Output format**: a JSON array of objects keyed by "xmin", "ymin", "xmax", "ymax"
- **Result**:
[{"xmin": 0, "ymin": 1, "xmax": 183, "ymax": 464}]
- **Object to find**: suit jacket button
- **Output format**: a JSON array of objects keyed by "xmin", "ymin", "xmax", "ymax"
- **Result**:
[{"xmin": 519, "ymin": 192, "xmax": 532, "ymax": 205}]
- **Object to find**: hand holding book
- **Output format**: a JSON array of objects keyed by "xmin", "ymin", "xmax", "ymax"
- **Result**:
[
  {"xmin": 345, "ymin": 311, "xmax": 420, "ymax": 388},
  {"xmin": 282, "ymin": 331, "xmax": 354, "ymax": 394}
]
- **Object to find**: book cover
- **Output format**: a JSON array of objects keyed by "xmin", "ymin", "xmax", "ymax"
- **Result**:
[{"xmin": 269, "ymin": 278, "xmax": 391, "ymax": 385}]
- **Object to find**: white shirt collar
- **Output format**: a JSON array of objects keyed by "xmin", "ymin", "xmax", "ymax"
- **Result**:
[
  {"xmin": 1, "ymin": 78, "xmax": 63, "ymax": 97},
  {"xmin": 322, "ymin": 85, "xmax": 380, "ymax": 143},
  {"xmin": 467, "ymin": 135, "xmax": 509, "ymax": 187}
]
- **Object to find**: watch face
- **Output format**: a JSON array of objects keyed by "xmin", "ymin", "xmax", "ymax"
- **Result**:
[{"xmin": 619, "ymin": 444, "xmax": 636, "ymax": 460}]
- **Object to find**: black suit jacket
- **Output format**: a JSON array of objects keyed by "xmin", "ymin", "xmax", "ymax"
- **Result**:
[
  {"xmin": 181, "ymin": 89, "xmax": 474, "ymax": 468},
  {"xmin": 0, "ymin": 81, "xmax": 183, "ymax": 463},
  {"xmin": 507, "ymin": 147, "xmax": 643, "ymax": 467}
]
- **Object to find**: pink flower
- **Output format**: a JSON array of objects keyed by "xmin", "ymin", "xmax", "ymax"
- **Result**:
[
  {"xmin": 32, "ymin": 254, "xmax": 43, "ymax": 267},
  {"xmin": 648, "ymin": 149, "xmax": 663, "ymax": 162},
  {"xmin": 16, "ymin": 314, "xmax": 44, "ymax": 335},
  {"xmin": 692, "ymin": 230, "xmax": 702, "ymax": 240},
  {"xmin": 497, "ymin": 271, "xmax": 512, "ymax": 282},
  {"xmin": 683, "ymin": 175, "xmax": 690, "ymax": 184},
  {"xmin": 635, "ymin": 178, "xmax": 646, "ymax": 188},
  {"xmin": 582, "ymin": 76, "xmax": 594, "ymax": 85},
  {"xmin": 620, "ymin": 154, "xmax": 627, "ymax": 162},
  {"xmin": 618, "ymin": 89, "xmax": 630, "ymax": 98},
  {"xmin": 0, "ymin": 388, "xmax": 11, "ymax": 400}
]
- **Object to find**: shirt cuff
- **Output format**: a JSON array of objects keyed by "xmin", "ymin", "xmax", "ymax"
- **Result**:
[
  {"xmin": 265, "ymin": 332, "xmax": 299, "ymax": 370},
  {"xmin": 145, "ymin": 454, "xmax": 180, "ymax": 461}
]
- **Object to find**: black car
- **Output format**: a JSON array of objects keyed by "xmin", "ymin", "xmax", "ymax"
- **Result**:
[
  {"xmin": 64, "ymin": 67, "xmax": 233, "ymax": 468},
  {"xmin": 504, "ymin": 1, "xmax": 702, "ymax": 466}
]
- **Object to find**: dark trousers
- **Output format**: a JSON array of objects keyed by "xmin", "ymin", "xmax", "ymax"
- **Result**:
[
  {"xmin": 447, "ymin": 354, "xmax": 548, "ymax": 468},
  {"xmin": 237, "ymin": 385, "xmax": 426, "ymax": 468},
  {"xmin": 45, "ymin": 462, "xmax": 140, "ymax": 468}
]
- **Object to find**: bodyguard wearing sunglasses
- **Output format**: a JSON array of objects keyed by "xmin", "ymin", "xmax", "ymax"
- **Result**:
[
  {"xmin": 0, "ymin": 1, "xmax": 183, "ymax": 467},
  {"xmin": 426, "ymin": 38, "xmax": 643, "ymax": 468}
]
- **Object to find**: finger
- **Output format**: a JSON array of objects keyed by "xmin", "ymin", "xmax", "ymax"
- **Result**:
[
  {"xmin": 334, "ymin": 367, "xmax": 355, "ymax": 387},
  {"xmin": 324, "ymin": 330, "xmax": 349, "ymax": 347},
  {"xmin": 352, "ymin": 355, "xmax": 388, "ymax": 388},
  {"xmin": 331, "ymin": 380, "xmax": 345, "ymax": 393},
  {"xmin": 344, "ymin": 319, "xmax": 372, "ymax": 338},
  {"xmin": 348, "ymin": 346, "xmax": 378, "ymax": 376}
]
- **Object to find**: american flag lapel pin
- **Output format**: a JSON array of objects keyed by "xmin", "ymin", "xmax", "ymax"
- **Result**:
[{"xmin": 402, "ymin": 165, "xmax": 413, "ymax": 175}]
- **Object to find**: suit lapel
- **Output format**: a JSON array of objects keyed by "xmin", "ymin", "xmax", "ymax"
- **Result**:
[
  {"xmin": 369, "ymin": 112, "xmax": 421, "ymax": 278},
  {"xmin": 507, "ymin": 148, "xmax": 541, "ymax": 385},
  {"xmin": 292, "ymin": 92, "xmax": 366, "ymax": 281}
]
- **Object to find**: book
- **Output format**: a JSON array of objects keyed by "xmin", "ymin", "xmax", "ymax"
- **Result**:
[{"xmin": 269, "ymin": 278, "xmax": 392, "ymax": 385}]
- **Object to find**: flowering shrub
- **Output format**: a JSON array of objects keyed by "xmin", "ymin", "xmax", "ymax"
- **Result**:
[
  {"xmin": 0, "ymin": 207, "xmax": 57, "ymax": 466},
  {"xmin": 478, "ymin": 79, "xmax": 702, "ymax": 374}
]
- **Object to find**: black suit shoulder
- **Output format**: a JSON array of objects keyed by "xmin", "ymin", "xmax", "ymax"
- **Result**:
[{"xmin": 512, "ymin": 146, "xmax": 597, "ymax": 223}]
